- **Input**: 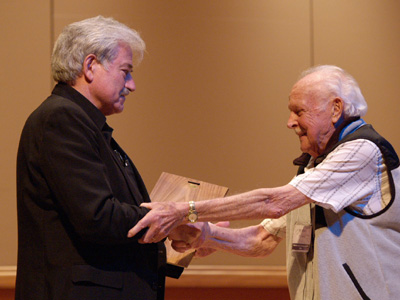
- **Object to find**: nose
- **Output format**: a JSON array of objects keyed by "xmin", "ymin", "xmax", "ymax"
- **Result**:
[
  {"xmin": 287, "ymin": 112, "xmax": 298, "ymax": 129},
  {"xmin": 125, "ymin": 73, "xmax": 136, "ymax": 92}
]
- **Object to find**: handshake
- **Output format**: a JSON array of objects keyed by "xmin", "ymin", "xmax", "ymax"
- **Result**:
[
  {"xmin": 167, "ymin": 221, "xmax": 230, "ymax": 258},
  {"xmin": 126, "ymin": 173, "xmax": 282, "ymax": 260},
  {"xmin": 128, "ymin": 199, "xmax": 280, "ymax": 260}
]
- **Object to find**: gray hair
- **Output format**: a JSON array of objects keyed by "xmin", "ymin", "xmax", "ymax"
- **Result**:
[
  {"xmin": 299, "ymin": 65, "xmax": 368, "ymax": 117},
  {"xmin": 51, "ymin": 16, "xmax": 145, "ymax": 84}
]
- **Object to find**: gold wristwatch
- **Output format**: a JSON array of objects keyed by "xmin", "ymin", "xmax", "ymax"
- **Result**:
[{"xmin": 187, "ymin": 201, "xmax": 198, "ymax": 223}]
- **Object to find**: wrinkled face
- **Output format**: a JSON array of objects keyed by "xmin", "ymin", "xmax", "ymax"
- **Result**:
[
  {"xmin": 91, "ymin": 44, "xmax": 135, "ymax": 116},
  {"xmin": 287, "ymin": 77, "xmax": 337, "ymax": 158}
]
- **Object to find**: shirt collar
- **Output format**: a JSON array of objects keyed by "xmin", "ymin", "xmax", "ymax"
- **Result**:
[
  {"xmin": 339, "ymin": 118, "xmax": 366, "ymax": 140},
  {"xmin": 52, "ymin": 82, "xmax": 107, "ymax": 131}
]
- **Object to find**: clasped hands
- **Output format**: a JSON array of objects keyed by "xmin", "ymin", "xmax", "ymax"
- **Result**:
[
  {"xmin": 168, "ymin": 222, "xmax": 230, "ymax": 257},
  {"xmin": 168, "ymin": 223, "xmax": 209, "ymax": 256},
  {"xmin": 126, "ymin": 201, "xmax": 228, "ymax": 257}
]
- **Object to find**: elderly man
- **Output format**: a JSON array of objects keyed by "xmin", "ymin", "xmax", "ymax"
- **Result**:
[
  {"xmin": 129, "ymin": 65, "xmax": 400, "ymax": 300},
  {"xmin": 16, "ymin": 16, "xmax": 167, "ymax": 300}
]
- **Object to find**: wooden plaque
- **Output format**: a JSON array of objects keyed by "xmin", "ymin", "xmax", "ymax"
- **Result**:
[{"xmin": 150, "ymin": 172, "xmax": 229, "ymax": 267}]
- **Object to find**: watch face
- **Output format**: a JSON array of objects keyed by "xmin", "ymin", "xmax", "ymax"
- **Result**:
[{"xmin": 188, "ymin": 213, "xmax": 198, "ymax": 222}]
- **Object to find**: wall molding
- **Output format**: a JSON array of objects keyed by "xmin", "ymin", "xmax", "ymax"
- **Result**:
[
  {"xmin": 0, "ymin": 266, "xmax": 16, "ymax": 289},
  {"xmin": 0, "ymin": 265, "xmax": 287, "ymax": 289},
  {"xmin": 167, "ymin": 265, "xmax": 287, "ymax": 288}
]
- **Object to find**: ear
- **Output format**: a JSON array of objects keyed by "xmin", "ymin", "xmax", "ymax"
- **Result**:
[
  {"xmin": 82, "ymin": 54, "xmax": 98, "ymax": 83},
  {"xmin": 331, "ymin": 97, "xmax": 344, "ymax": 124}
]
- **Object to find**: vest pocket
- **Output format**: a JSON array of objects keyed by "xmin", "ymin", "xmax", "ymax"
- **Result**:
[{"xmin": 342, "ymin": 263, "xmax": 371, "ymax": 300}]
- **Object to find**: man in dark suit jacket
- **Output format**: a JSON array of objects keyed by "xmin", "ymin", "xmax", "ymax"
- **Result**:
[{"xmin": 16, "ymin": 16, "xmax": 167, "ymax": 300}]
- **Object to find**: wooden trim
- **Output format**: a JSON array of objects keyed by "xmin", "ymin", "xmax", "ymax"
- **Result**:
[
  {"xmin": 166, "ymin": 265, "xmax": 287, "ymax": 288},
  {"xmin": 0, "ymin": 265, "xmax": 287, "ymax": 289},
  {"xmin": 0, "ymin": 267, "xmax": 16, "ymax": 289}
]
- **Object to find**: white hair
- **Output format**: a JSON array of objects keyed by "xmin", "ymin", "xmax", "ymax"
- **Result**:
[
  {"xmin": 51, "ymin": 16, "xmax": 145, "ymax": 84},
  {"xmin": 299, "ymin": 65, "xmax": 368, "ymax": 117}
]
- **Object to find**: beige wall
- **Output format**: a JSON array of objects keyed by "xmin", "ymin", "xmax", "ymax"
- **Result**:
[
  {"xmin": 0, "ymin": 0, "xmax": 51, "ymax": 266},
  {"xmin": 1, "ymin": 0, "xmax": 400, "ymax": 270},
  {"xmin": 313, "ymin": 0, "xmax": 400, "ymax": 150}
]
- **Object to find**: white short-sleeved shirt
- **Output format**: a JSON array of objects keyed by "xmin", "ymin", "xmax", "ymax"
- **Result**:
[{"xmin": 261, "ymin": 138, "xmax": 391, "ymax": 237}]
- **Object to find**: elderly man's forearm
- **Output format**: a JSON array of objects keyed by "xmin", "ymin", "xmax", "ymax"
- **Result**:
[
  {"xmin": 202, "ymin": 224, "xmax": 282, "ymax": 257},
  {"xmin": 194, "ymin": 184, "xmax": 310, "ymax": 222}
]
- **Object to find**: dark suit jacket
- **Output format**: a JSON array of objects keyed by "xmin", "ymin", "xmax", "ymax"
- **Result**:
[{"xmin": 16, "ymin": 83, "xmax": 166, "ymax": 300}]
